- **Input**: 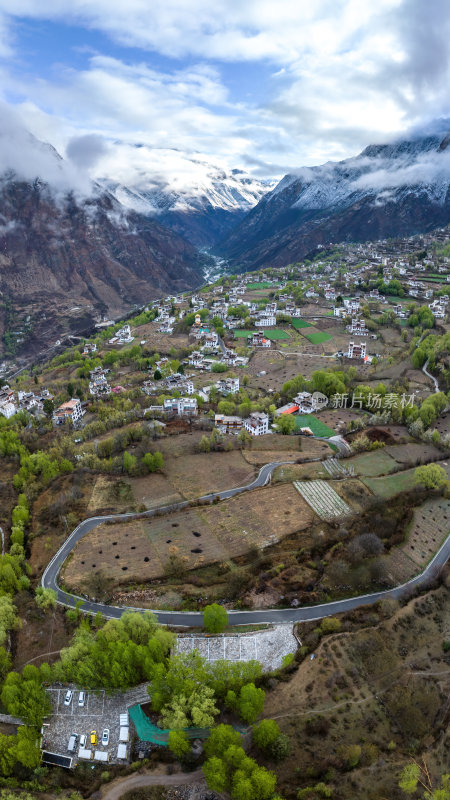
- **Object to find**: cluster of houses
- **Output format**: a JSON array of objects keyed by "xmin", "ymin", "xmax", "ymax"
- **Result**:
[{"xmin": 0, "ymin": 385, "xmax": 55, "ymax": 419}]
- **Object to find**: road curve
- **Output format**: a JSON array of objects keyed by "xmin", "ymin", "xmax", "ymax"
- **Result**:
[
  {"xmin": 42, "ymin": 461, "xmax": 450, "ymax": 626},
  {"xmin": 422, "ymin": 359, "xmax": 440, "ymax": 393},
  {"xmin": 101, "ymin": 768, "xmax": 204, "ymax": 800}
]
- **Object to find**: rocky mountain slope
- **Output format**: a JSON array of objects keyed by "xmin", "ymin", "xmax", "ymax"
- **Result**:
[
  {"xmin": 106, "ymin": 151, "xmax": 273, "ymax": 247},
  {"xmin": 0, "ymin": 176, "xmax": 205, "ymax": 359},
  {"xmin": 218, "ymin": 132, "xmax": 450, "ymax": 269}
]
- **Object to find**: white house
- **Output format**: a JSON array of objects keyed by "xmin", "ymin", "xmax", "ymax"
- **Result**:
[
  {"xmin": 163, "ymin": 397, "xmax": 198, "ymax": 416},
  {"xmin": 244, "ymin": 411, "xmax": 269, "ymax": 436},
  {"xmin": 53, "ymin": 398, "xmax": 85, "ymax": 425},
  {"xmin": 293, "ymin": 391, "xmax": 327, "ymax": 414},
  {"xmin": 248, "ymin": 330, "xmax": 271, "ymax": 348},
  {"xmin": 216, "ymin": 377, "xmax": 240, "ymax": 395},
  {"xmin": 347, "ymin": 341, "xmax": 367, "ymax": 360},
  {"xmin": 214, "ymin": 414, "xmax": 243, "ymax": 434}
]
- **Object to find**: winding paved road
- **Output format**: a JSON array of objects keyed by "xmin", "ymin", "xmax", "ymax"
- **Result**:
[
  {"xmin": 422, "ymin": 359, "xmax": 440, "ymax": 393},
  {"xmin": 42, "ymin": 461, "xmax": 450, "ymax": 627}
]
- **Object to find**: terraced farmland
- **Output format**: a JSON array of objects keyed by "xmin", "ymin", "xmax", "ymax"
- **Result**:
[
  {"xmin": 402, "ymin": 498, "xmax": 450, "ymax": 567},
  {"xmin": 293, "ymin": 480, "xmax": 352, "ymax": 520}
]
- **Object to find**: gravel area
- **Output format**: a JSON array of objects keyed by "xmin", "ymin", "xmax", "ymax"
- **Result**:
[{"xmin": 176, "ymin": 624, "xmax": 298, "ymax": 671}]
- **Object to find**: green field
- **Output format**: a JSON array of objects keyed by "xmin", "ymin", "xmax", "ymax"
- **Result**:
[
  {"xmin": 233, "ymin": 328, "xmax": 290, "ymax": 340},
  {"xmin": 347, "ymin": 449, "xmax": 398, "ymax": 477},
  {"xmin": 291, "ymin": 318, "xmax": 313, "ymax": 329},
  {"xmin": 246, "ymin": 282, "xmax": 280, "ymax": 290},
  {"xmin": 303, "ymin": 330, "xmax": 334, "ymax": 344},
  {"xmin": 362, "ymin": 468, "xmax": 416, "ymax": 498},
  {"xmin": 293, "ymin": 414, "xmax": 336, "ymax": 438}
]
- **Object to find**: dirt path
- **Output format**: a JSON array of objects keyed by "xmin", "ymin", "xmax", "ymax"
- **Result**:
[{"xmin": 101, "ymin": 768, "xmax": 204, "ymax": 800}]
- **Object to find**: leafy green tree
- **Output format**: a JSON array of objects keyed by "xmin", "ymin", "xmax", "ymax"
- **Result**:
[
  {"xmin": 168, "ymin": 730, "xmax": 190, "ymax": 759},
  {"xmin": 236, "ymin": 683, "xmax": 265, "ymax": 724},
  {"xmin": 276, "ymin": 414, "xmax": 296, "ymax": 435},
  {"xmin": 15, "ymin": 726, "xmax": 40, "ymax": 768},
  {"xmin": 204, "ymin": 724, "xmax": 242, "ymax": 758},
  {"xmin": 160, "ymin": 685, "xmax": 219, "ymax": 729},
  {"xmin": 123, "ymin": 450, "xmax": 137, "ymax": 474},
  {"xmin": 142, "ymin": 451, "xmax": 164, "ymax": 472},
  {"xmin": 253, "ymin": 719, "xmax": 281, "ymax": 751},
  {"xmin": 0, "ymin": 596, "xmax": 21, "ymax": 647},
  {"xmin": 198, "ymin": 435, "xmax": 211, "ymax": 453},
  {"xmin": 203, "ymin": 603, "xmax": 228, "ymax": 634},
  {"xmin": 398, "ymin": 763, "xmax": 421, "ymax": 794},
  {"xmin": 35, "ymin": 587, "xmax": 57, "ymax": 611},
  {"xmin": 320, "ymin": 617, "xmax": 342, "ymax": 634},
  {"xmin": 414, "ymin": 464, "xmax": 448, "ymax": 490},
  {"xmin": 203, "ymin": 755, "xmax": 228, "ymax": 793}
]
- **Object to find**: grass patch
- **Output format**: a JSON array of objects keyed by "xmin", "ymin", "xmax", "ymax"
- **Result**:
[
  {"xmin": 303, "ymin": 330, "xmax": 334, "ymax": 344},
  {"xmin": 233, "ymin": 328, "xmax": 290, "ymax": 340},
  {"xmin": 293, "ymin": 414, "xmax": 336, "ymax": 438},
  {"xmin": 347, "ymin": 450, "xmax": 398, "ymax": 477},
  {"xmin": 246, "ymin": 282, "xmax": 280, "ymax": 289},
  {"xmin": 291, "ymin": 318, "xmax": 313, "ymax": 329},
  {"xmin": 362, "ymin": 468, "xmax": 416, "ymax": 498}
]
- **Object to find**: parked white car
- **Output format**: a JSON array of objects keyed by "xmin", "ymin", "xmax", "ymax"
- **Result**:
[
  {"xmin": 78, "ymin": 691, "xmax": 85, "ymax": 707},
  {"xmin": 64, "ymin": 690, "xmax": 73, "ymax": 706},
  {"xmin": 102, "ymin": 728, "xmax": 110, "ymax": 746}
]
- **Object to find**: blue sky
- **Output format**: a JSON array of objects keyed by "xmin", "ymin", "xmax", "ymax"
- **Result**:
[{"xmin": 0, "ymin": 0, "xmax": 449, "ymax": 189}]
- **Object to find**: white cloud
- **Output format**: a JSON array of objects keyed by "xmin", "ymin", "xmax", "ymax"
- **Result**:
[
  {"xmin": 0, "ymin": 0, "xmax": 450, "ymax": 184},
  {"xmin": 0, "ymin": 102, "xmax": 94, "ymax": 196}
]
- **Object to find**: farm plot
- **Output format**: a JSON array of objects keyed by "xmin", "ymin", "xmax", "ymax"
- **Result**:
[
  {"xmin": 293, "ymin": 480, "xmax": 352, "ymax": 520},
  {"xmin": 362, "ymin": 469, "xmax": 416, "ymax": 498},
  {"xmin": 293, "ymin": 414, "xmax": 336, "ymax": 438},
  {"xmin": 346, "ymin": 449, "xmax": 398, "ymax": 477},
  {"xmin": 233, "ymin": 328, "xmax": 290, "ymax": 340},
  {"xmin": 402, "ymin": 498, "xmax": 450, "ymax": 567},
  {"xmin": 64, "ymin": 484, "xmax": 313, "ymax": 592},
  {"xmin": 302, "ymin": 330, "xmax": 334, "ymax": 344},
  {"xmin": 385, "ymin": 443, "xmax": 442, "ymax": 465},
  {"xmin": 162, "ymin": 449, "xmax": 254, "ymax": 500},
  {"xmin": 291, "ymin": 319, "xmax": 312, "ymax": 329}
]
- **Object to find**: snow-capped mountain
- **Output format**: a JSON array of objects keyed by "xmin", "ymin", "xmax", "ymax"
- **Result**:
[
  {"xmin": 0, "ymin": 124, "xmax": 206, "ymax": 359},
  {"xmin": 219, "ymin": 130, "xmax": 450, "ymax": 269},
  {"xmin": 104, "ymin": 150, "xmax": 274, "ymax": 247}
]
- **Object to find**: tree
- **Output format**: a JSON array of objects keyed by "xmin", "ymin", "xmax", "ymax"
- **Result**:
[
  {"xmin": 168, "ymin": 730, "xmax": 190, "ymax": 759},
  {"xmin": 43, "ymin": 398, "xmax": 54, "ymax": 418},
  {"xmin": 142, "ymin": 451, "xmax": 164, "ymax": 472},
  {"xmin": 0, "ymin": 596, "xmax": 21, "ymax": 647},
  {"xmin": 154, "ymin": 368, "xmax": 162, "ymax": 380},
  {"xmin": 160, "ymin": 685, "xmax": 219, "ymax": 729},
  {"xmin": 414, "ymin": 464, "xmax": 448, "ymax": 490},
  {"xmin": 198, "ymin": 435, "xmax": 210, "ymax": 453},
  {"xmin": 205, "ymin": 724, "xmax": 242, "ymax": 758},
  {"xmin": 236, "ymin": 683, "xmax": 265, "ymax": 724},
  {"xmin": 320, "ymin": 617, "xmax": 342, "ymax": 634},
  {"xmin": 276, "ymin": 414, "xmax": 296, "ymax": 435},
  {"xmin": 15, "ymin": 726, "xmax": 41, "ymax": 768},
  {"xmin": 253, "ymin": 719, "xmax": 280, "ymax": 751},
  {"xmin": 203, "ymin": 603, "xmax": 228, "ymax": 634},
  {"xmin": 35, "ymin": 587, "xmax": 57, "ymax": 611},
  {"xmin": 123, "ymin": 450, "xmax": 137, "ymax": 474}
]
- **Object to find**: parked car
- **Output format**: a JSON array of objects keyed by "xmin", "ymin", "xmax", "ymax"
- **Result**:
[
  {"xmin": 90, "ymin": 730, "xmax": 97, "ymax": 745},
  {"xmin": 102, "ymin": 728, "xmax": 110, "ymax": 746},
  {"xmin": 78, "ymin": 691, "xmax": 85, "ymax": 707},
  {"xmin": 64, "ymin": 690, "xmax": 73, "ymax": 706},
  {"xmin": 67, "ymin": 733, "xmax": 78, "ymax": 752},
  {"xmin": 79, "ymin": 734, "xmax": 87, "ymax": 748}
]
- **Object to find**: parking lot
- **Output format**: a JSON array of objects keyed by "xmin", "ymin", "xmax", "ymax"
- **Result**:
[{"xmin": 43, "ymin": 685, "xmax": 148, "ymax": 765}]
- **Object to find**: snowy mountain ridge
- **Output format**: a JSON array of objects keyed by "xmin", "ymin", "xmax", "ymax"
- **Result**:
[{"xmin": 219, "ymin": 129, "xmax": 450, "ymax": 269}]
